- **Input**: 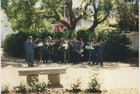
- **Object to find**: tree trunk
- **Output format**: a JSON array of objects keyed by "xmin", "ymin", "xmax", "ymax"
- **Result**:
[
  {"xmin": 87, "ymin": 5, "xmax": 98, "ymax": 32},
  {"xmin": 87, "ymin": 23, "xmax": 98, "ymax": 32}
]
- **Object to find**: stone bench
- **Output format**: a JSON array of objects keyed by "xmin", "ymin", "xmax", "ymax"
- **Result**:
[{"xmin": 18, "ymin": 68, "xmax": 67, "ymax": 86}]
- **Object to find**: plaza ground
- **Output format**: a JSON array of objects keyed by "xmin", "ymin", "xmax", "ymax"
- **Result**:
[{"xmin": 1, "ymin": 48, "xmax": 139, "ymax": 91}]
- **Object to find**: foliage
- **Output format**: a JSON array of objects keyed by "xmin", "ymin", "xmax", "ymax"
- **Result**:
[
  {"xmin": 18, "ymin": 81, "xmax": 31, "ymax": 93},
  {"xmin": 30, "ymin": 78, "xmax": 49, "ymax": 91},
  {"xmin": 82, "ymin": 0, "xmax": 120, "ymax": 31},
  {"xmin": 1, "ymin": 0, "xmax": 127, "ymax": 31},
  {"xmin": 103, "ymin": 31, "xmax": 132, "ymax": 61},
  {"xmin": 62, "ymin": 30, "xmax": 77, "ymax": 38},
  {"xmin": 1, "ymin": 0, "xmax": 52, "ymax": 32},
  {"xmin": 77, "ymin": 29, "xmax": 90, "ymax": 44},
  {"xmin": 1, "ymin": 82, "xmax": 10, "ymax": 93},
  {"xmin": 88, "ymin": 68, "xmax": 101, "ymax": 91},
  {"xmin": 116, "ymin": 0, "xmax": 139, "ymax": 32},
  {"xmin": 18, "ymin": 79, "xmax": 49, "ymax": 93},
  {"xmin": 70, "ymin": 77, "xmax": 82, "ymax": 90}
]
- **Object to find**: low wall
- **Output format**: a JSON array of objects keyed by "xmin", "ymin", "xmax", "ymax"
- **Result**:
[{"xmin": 121, "ymin": 32, "xmax": 139, "ymax": 52}]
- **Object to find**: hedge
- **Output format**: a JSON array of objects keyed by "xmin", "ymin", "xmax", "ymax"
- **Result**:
[{"xmin": 2, "ymin": 30, "xmax": 132, "ymax": 61}]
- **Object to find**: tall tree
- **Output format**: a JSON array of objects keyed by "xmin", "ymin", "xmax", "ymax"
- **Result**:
[
  {"xmin": 84, "ymin": 0, "xmax": 116, "ymax": 32},
  {"xmin": 1, "ymin": 0, "xmax": 52, "ymax": 32},
  {"xmin": 2, "ymin": 0, "xmax": 137, "ymax": 32},
  {"xmin": 116, "ymin": 0, "xmax": 139, "ymax": 32}
]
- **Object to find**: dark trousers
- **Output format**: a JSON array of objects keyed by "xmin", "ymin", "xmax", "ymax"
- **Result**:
[
  {"xmin": 58, "ymin": 51, "xmax": 61, "ymax": 61},
  {"xmin": 73, "ymin": 52, "xmax": 80, "ymax": 64},
  {"xmin": 24, "ymin": 49, "xmax": 27, "ymax": 62},
  {"xmin": 80, "ymin": 52, "xmax": 84, "ymax": 62},
  {"xmin": 66, "ymin": 50, "xmax": 71, "ymax": 63},
  {"xmin": 37, "ymin": 49, "xmax": 42, "ymax": 61},
  {"xmin": 61, "ymin": 51, "xmax": 64, "ymax": 63},
  {"xmin": 42, "ymin": 51, "xmax": 48, "ymax": 63},
  {"xmin": 70, "ymin": 47, "xmax": 73, "ymax": 63},
  {"xmin": 89, "ymin": 52, "xmax": 96, "ymax": 64},
  {"xmin": 54, "ymin": 51, "xmax": 59, "ymax": 63},
  {"xmin": 27, "ymin": 54, "xmax": 34, "ymax": 66},
  {"xmin": 97, "ymin": 53, "xmax": 103, "ymax": 65}
]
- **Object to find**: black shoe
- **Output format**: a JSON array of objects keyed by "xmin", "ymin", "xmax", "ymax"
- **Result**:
[
  {"xmin": 87, "ymin": 62, "xmax": 90, "ymax": 64},
  {"xmin": 28, "ymin": 65, "xmax": 31, "ymax": 67},
  {"xmin": 31, "ymin": 65, "xmax": 34, "ymax": 67}
]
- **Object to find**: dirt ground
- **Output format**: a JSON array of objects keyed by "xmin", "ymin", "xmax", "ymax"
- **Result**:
[{"xmin": 1, "ymin": 48, "xmax": 139, "ymax": 91}]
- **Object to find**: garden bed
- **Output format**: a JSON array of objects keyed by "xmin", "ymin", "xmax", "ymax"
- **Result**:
[{"xmin": 2, "ymin": 88, "xmax": 107, "ymax": 94}]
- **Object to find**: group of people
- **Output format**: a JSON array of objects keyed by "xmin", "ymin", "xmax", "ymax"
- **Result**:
[{"xmin": 23, "ymin": 35, "xmax": 105, "ymax": 67}]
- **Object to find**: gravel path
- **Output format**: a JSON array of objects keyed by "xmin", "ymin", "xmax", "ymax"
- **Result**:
[{"xmin": 1, "ymin": 48, "xmax": 139, "ymax": 91}]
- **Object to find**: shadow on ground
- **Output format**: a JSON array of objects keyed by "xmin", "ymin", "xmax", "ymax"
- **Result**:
[{"xmin": 1, "ymin": 48, "xmax": 139, "ymax": 69}]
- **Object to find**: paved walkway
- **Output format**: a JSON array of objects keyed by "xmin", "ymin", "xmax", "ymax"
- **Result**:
[{"xmin": 1, "ymin": 48, "xmax": 139, "ymax": 90}]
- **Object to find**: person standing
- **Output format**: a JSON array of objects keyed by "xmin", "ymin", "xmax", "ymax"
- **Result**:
[
  {"xmin": 42, "ymin": 37, "xmax": 49, "ymax": 63},
  {"xmin": 96, "ymin": 39, "xmax": 105, "ymax": 66},
  {"xmin": 80, "ymin": 37, "xmax": 85, "ymax": 62},
  {"xmin": 72, "ymin": 37, "xmax": 81, "ymax": 64},
  {"xmin": 53, "ymin": 38, "xmax": 60, "ymax": 63},
  {"xmin": 26, "ymin": 36, "xmax": 38, "ymax": 67},
  {"xmin": 70, "ymin": 36, "xmax": 74, "ymax": 63},
  {"xmin": 60, "ymin": 38, "xmax": 65, "ymax": 63},
  {"xmin": 88, "ymin": 38, "xmax": 97, "ymax": 64},
  {"xmin": 51, "ymin": 37, "xmax": 55, "ymax": 61},
  {"xmin": 64, "ymin": 37, "xmax": 72, "ymax": 63},
  {"xmin": 23, "ymin": 38, "xmax": 29, "ymax": 62},
  {"xmin": 37, "ymin": 37, "xmax": 44, "ymax": 62}
]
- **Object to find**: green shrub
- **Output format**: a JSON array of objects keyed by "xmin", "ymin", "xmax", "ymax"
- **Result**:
[
  {"xmin": 103, "ymin": 30, "xmax": 132, "ymax": 61},
  {"xmin": 69, "ymin": 77, "xmax": 82, "ymax": 90},
  {"xmin": 18, "ymin": 81, "xmax": 31, "ymax": 93},
  {"xmin": 1, "ymin": 82, "xmax": 10, "ymax": 93},
  {"xmin": 30, "ymin": 79, "xmax": 49, "ymax": 91},
  {"xmin": 88, "ymin": 68, "xmax": 101, "ymax": 91},
  {"xmin": 62, "ymin": 30, "xmax": 77, "ymax": 39},
  {"xmin": 18, "ymin": 80, "xmax": 49, "ymax": 93}
]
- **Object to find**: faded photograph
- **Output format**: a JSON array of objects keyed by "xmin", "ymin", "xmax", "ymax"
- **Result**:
[{"xmin": 1, "ymin": 0, "xmax": 139, "ymax": 93}]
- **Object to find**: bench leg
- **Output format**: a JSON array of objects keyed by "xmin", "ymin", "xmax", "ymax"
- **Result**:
[
  {"xmin": 27, "ymin": 75, "xmax": 38, "ymax": 85},
  {"xmin": 48, "ymin": 74, "xmax": 60, "ymax": 86}
]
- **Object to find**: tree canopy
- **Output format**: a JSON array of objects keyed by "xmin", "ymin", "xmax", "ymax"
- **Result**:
[{"xmin": 1, "ymin": 0, "xmax": 139, "ymax": 32}]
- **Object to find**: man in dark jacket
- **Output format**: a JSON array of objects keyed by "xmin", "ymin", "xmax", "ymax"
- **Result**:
[
  {"xmin": 88, "ymin": 38, "xmax": 97, "ymax": 64},
  {"xmin": 53, "ymin": 38, "xmax": 60, "ymax": 63},
  {"xmin": 23, "ymin": 38, "xmax": 29, "ymax": 62},
  {"xmin": 42, "ymin": 37, "xmax": 49, "ymax": 63},
  {"xmin": 26, "ymin": 36, "xmax": 38, "ymax": 66},
  {"xmin": 72, "ymin": 37, "xmax": 81, "ymax": 64},
  {"xmin": 96, "ymin": 39, "xmax": 105, "ymax": 66}
]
